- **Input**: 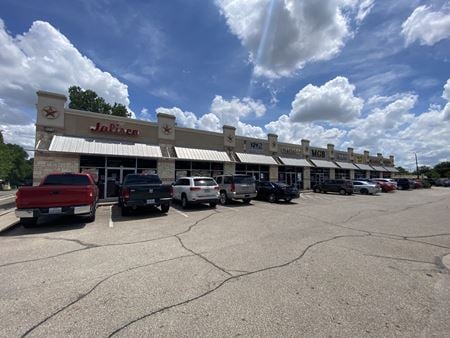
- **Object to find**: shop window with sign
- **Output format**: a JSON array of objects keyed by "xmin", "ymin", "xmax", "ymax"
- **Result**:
[
  {"xmin": 175, "ymin": 161, "xmax": 224, "ymax": 180},
  {"xmin": 355, "ymin": 170, "xmax": 366, "ymax": 179},
  {"xmin": 335, "ymin": 169, "xmax": 350, "ymax": 179},
  {"xmin": 235, "ymin": 163, "xmax": 269, "ymax": 182},
  {"xmin": 310, "ymin": 168, "xmax": 330, "ymax": 186},
  {"xmin": 370, "ymin": 171, "xmax": 380, "ymax": 178},
  {"xmin": 278, "ymin": 166, "xmax": 304, "ymax": 189}
]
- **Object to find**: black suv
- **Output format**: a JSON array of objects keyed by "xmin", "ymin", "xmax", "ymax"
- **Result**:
[
  {"xmin": 396, "ymin": 178, "xmax": 412, "ymax": 190},
  {"xmin": 313, "ymin": 179, "xmax": 353, "ymax": 195}
]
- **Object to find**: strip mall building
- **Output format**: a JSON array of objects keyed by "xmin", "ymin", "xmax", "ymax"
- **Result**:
[{"xmin": 34, "ymin": 91, "xmax": 398, "ymax": 199}]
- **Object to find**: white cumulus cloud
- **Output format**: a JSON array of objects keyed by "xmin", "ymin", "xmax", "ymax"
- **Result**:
[
  {"xmin": 401, "ymin": 5, "xmax": 450, "ymax": 46},
  {"xmin": 290, "ymin": 76, "xmax": 364, "ymax": 123},
  {"xmin": 0, "ymin": 19, "xmax": 130, "ymax": 147},
  {"xmin": 216, "ymin": 0, "xmax": 367, "ymax": 78}
]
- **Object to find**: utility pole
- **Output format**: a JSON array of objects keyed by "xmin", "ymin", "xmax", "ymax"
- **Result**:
[{"xmin": 415, "ymin": 153, "xmax": 419, "ymax": 179}]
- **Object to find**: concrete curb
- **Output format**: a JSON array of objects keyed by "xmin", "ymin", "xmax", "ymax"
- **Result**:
[{"xmin": 0, "ymin": 210, "xmax": 19, "ymax": 233}]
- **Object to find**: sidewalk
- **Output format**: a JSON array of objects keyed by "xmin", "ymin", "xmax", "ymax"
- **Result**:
[{"xmin": 0, "ymin": 209, "xmax": 19, "ymax": 233}]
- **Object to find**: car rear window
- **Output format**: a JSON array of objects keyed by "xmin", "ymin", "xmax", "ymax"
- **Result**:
[
  {"xmin": 194, "ymin": 178, "xmax": 216, "ymax": 187},
  {"xmin": 125, "ymin": 175, "xmax": 162, "ymax": 185},
  {"xmin": 233, "ymin": 176, "xmax": 254, "ymax": 184},
  {"xmin": 43, "ymin": 174, "xmax": 90, "ymax": 186}
]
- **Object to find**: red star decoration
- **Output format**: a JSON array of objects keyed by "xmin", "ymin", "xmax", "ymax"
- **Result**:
[
  {"xmin": 163, "ymin": 124, "xmax": 172, "ymax": 135},
  {"xmin": 227, "ymin": 135, "xmax": 233, "ymax": 142},
  {"xmin": 43, "ymin": 106, "xmax": 58, "ymax": 118}
]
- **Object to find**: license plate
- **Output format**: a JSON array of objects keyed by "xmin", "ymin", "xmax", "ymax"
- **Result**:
[
  {"xmin": 204, "ymin": 189, "xmax": 210, "ymax": 193},
  {"xmin": 49, "ymin": 207, "xmax": 62, "ymax": 214},
  {"xmin": 149, "ymin": 189, "xmax": 153, "ymax": 193},
  {"xmin": 146, "ymin": 199, "xmax": 155, "ymax": 204},
  {"xmin": 245, "ymin": 194, "xmax": 250, "ymax": 197}
]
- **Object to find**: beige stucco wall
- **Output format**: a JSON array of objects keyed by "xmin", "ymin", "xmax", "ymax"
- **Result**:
[
  {"xmin": 224, "ymin": 162, "xmax": 235, "ymax": 175},
  {"xmin": 175, "ymin": 129, "xmax": 224, "ymax": 150},
  {"xmin": 303, "ymin": 167, "xmax": 311, "ymax": 190},
  {"xmin": 33, "ymin": 152, "xmax": 80, "ymax": 185},
  {"xmin": 269, "ymin": 165, "xmax": 278, "ymax": 181}
]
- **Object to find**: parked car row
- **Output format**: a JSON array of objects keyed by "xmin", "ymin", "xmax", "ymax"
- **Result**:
[{"xmin": 15, "ymin": 172, "xmax": 442, "ymax": 227}]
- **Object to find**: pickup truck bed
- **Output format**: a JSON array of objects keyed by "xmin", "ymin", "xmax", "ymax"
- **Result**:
[{"xmin": 15, "ymin": 173, "xmax": 99, "ymax": 227}]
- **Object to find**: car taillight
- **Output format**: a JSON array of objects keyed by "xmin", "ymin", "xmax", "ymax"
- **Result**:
[
  {"xmin": 122, "ymin": 187, "xmax": 130, "ymax": 199},
  {"xmin": 190, "ymin": 187, "xmax": 201, "ymax": 191},
  {"xmin": 231, "ymin": 183, "xmax": 235, "ymax": 192},
  {"xmin": 214, "ymin": 185, "xmax": 219, "ymax": 190}
]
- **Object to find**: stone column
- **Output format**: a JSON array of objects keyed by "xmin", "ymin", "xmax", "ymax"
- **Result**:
[
  {"xmin": 327, "ymin": 144, "xmax": 335, "ymax": 161},
  {"xmin": 269, "ymin": 165, "xmax": 278, "ymax": 182},
  {"xmin": 301, "ymin": 139, "xmax": 310, "ymax": 159},
  {"xmin": 224, "ymin": 162, "xmax": 235, "ymax": 175},
  {"xmin": 347, "ymin": 147, "xmax": 354, "ymax": 162},
  {"xmin": 389, "ymin": 155, "xmax": 395, "ymax": 166},
  {"xmin": 329, "ymin": 168, "xmax": 336, "ymax": 180},
  {"xmin": 349, "ymin": 170, "xmax": 355, "ymax": 180},
  {"xmin": 157, "ymin": 158, "xmax": 175, "ymax": 184},
  {"xmin": 363, "ymin": 150, "xmax": 370, "ymax": 163},
  {"xmin": 268, "ymin": 133, "xmax": 278, "ymax": 154},
  {"xmin": 303, "ymin": 167, "xmax": 311, "ymax": 190},
  {"xmin": 157, "ymin": 112, "xmax": 176, "ymax": 144}
]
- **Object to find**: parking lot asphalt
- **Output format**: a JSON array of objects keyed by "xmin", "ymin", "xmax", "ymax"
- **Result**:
[{"xmin": 1, "ymin": 188, "xmax": 449, "ymax": 337}]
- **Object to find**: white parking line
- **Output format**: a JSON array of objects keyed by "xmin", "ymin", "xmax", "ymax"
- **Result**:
[
  {"xmin": 0, "ymin": 208, "xmax": 15, "ymax": 217},
  {"xmin": 172, "ymin": 208, "xmax": 189, "ymax": 218},
  {"xmin": 0, "ymin": 195, "xmax": 15, "ymax": 202},
  {"xmin": 109, "ymin": 206, "xmax": 114, "ymax": 228}
]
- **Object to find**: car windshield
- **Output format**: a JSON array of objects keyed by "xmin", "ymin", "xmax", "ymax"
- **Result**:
[
  {"xmin": 194, "ymin": 178, "xmax": 216, "ymax": 187},
  {"xmin": 233, "ymin": 176, "xmax": 254, "ymax": 184},
  {"xmin": 42, "ymin": 174, "xmax": 90, "ymax": 186},
  {"xmin": 124, "ymin": 175, "xmax": 162, "ymax": 185}
]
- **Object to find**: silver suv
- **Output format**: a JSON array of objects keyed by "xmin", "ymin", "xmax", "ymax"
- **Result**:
[{"xmin": 214, "ymin": 174, "xmax": 257, "ymax": 205}]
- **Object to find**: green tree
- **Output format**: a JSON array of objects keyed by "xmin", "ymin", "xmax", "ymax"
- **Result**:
[
  {"xmin": 395, "ymin": 166, "xmax": 409, "ymax": 174},
  {"xmin": 0, "ymin": 142, "xmax": 33, "ymax": 185},
  {"xmin": 0, "ymin": 130, "xmax": 4, "ymax": 144},
  {"xmin": 434, "ymin": 161, "xmax": 450, "ymax": 178},
  {"xmin": 68, "ymin": 86, "xmax": 130, "ymax": 117}
]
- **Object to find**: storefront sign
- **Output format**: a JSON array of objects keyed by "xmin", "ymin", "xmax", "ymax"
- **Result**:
[
  {"xmin": 90, "ymin": 122, "xmax": 140, "ymax": 136},
  {"xmin": 354, "ymin": 155, "xmax": 364, "ymax": 163},
  {"xmin": 280, "ymin": 147, "xmax": 302, "ymax": 156},
  {"xmin": 250, "ymin": 142, "xmax": 263, "ymax": 150},
  {"xmin": 335, "ymin": 152, "xmax": 348, "ymax": 161},
  {"xmin": 311, "ymin": 149, "xmax": 326, "ymax": 158}
]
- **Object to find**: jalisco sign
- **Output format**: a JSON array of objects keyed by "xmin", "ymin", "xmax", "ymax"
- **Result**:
[{"xmin": 90, "ymin": 122, "xmax": 140, "ymax": 136}]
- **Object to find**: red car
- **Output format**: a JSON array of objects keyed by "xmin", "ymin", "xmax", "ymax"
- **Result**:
[{"xmin": 372, "ymin": 180, "xmax": 396, "ymax": 192}]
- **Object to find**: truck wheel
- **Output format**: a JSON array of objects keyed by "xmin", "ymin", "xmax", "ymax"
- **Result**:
[
  {"xmin": 210, "ymin": 202, "xmax": 217, "ymax": 208},
  {"xmin": 21, "ymin": 218, "xmax": 37, "ymax": 228},
  {"xmin": 161, "ymin": 203, "xmax": 170, "ymax": 213},
  {"xmin": 121, "ymin": 206, "xmax": 129, "ymax": 216},
  {"xmin": 361, "ymin": 188, "xmax": 368, "ymax": 195},
  {"xmin": 219, "ymin": 191, "xmax": 228, "ymax": 205},
  {"xmin": 86, "ymin": 204, "xmax": 96, "ymax": 223},
  {"xmin": 339, "ymin": 189, "xmax": 346, "ymax": 195},
  {"xmin": 181, "ymin": 195, "xmax": 189, "ymax": 209},
  {"xmin": 268, "ymin": 193, "xmax": 276, "ymax": 203}
]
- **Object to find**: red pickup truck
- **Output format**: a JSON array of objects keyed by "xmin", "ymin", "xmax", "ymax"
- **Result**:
[{"xmin": 15, "ymin": 173, "xmax": 99, "ymax": 227}]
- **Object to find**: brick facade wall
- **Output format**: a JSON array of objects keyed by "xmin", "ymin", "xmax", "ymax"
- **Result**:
[{"xmin": 33, "ymin": 152, "xmax": 80, "ymax": 185}]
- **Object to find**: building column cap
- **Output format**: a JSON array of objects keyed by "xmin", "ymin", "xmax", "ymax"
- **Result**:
[
  {"xmin": 37, "ymin": 90, "xmax": 67, "ymax": 101},
  {"xmin": 223, "ymin": 125, "xmax": 236, "ymax": 130},
  {"xmin": 157, "ymin": 112, "xmax": 176, "ymax": 120},
  {"xmin": 268, "ymin": 133, "xmax": 278, "ymax": 138}
]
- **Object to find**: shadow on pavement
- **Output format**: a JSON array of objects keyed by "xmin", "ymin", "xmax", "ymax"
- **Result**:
[{"xmin": 111, "ymin": 204, "xmax": 168, "ymax": 223}]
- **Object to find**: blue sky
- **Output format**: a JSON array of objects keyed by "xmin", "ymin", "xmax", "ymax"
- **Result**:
[{"xmin": 0, "ymin": 0, "xmax": 449, "ymax": 170}]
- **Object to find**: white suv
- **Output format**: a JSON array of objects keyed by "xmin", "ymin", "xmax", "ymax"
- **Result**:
[{"xmin": 172, "ymin": 177, "xmax": 219, "ymax": 209}]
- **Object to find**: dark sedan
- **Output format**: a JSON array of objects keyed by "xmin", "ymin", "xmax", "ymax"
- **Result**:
[{"xmin": 255, "ymin": 181, "xmax": 300, "ymax": 203}]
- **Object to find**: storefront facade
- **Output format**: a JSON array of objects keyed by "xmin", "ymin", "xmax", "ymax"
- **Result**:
[{"xmin": 33, "ymin": 91, "xmax": 398, "ymax": 198}]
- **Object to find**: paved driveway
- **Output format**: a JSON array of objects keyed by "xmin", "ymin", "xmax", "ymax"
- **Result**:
[{"xmin": 1, "ymin": 188, "xmax": 449, "ymax": 337}]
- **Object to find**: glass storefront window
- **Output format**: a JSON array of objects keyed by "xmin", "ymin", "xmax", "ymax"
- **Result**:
[
  {"xmin": 336, "ymin": 169, "xmax": 350, "ymax": 179},
  {"xmin": 355, "ymin": 170, "xmax": 366, "ymax": 179},
  {"xmin": 310, "ymin": 168, "xmax": 330, "ymax": 186},
  {"xmin": 107, "ymin": 157, "xmax": 136, "ymax": 168},
  {"xmin": 80, "ymin": 155, "xmax": 106, "ymax": 167}
]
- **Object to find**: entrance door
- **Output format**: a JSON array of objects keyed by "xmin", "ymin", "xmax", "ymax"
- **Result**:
[
  {"xmin": 286, "ymin": 172, "xmax": 296, "ymax": 186},
  {"xmin": 106, "ymin": 169, "xmax": 121, "ymax": 198}
]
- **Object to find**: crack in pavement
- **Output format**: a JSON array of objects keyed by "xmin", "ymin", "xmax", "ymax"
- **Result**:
[
  {"xmin": 21, "ymin": 254, "xmax": 195, "ymax": 337},
  {"xmin": 107, "ymin": 233, "xmax": 369, "ymax": 337},
  {"xmin": 1, "ymin": 213, "xmax": 218, "ymax": 269}
]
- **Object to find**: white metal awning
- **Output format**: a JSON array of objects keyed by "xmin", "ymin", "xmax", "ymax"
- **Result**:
[
  {"xmin": 49, "ymin": 135, "xmax": 162, "ymax": 158},
  {"xmin": 279, "ymin": 157, "xmax": 312, "ymax": 167},
  {"xmin": 236, "ymin": 153, "xmax": 278, "ymax": 165},
  {"xmin": 175, "ymin": 147, "xmax": 231, "ymax": 162},
  {"xmin": 335, "ymin": 161, "xmax": 359, "ymax": 170},
  {"xmin": 354, "ymin": 163, "xmax": 374, "ymax": 171},
  {"xmin": 371, "ymin": 165, "xmax": 388, "ymax": 172},
  {"xmin": 310, "ymin": 159, "xmax": 339, "ymax": 169},
  {"xmin": 384, "ymin": 166, "xmax": 399, "ymax": 173}
]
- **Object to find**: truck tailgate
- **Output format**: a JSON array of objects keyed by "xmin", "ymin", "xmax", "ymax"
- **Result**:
[
  {"xmin": 16, "ymin": 186, "xmax": 94, "ymax": 209},
  {"xmin": 128, "ymin": 184, "xmax": 171, "ymax": 201}
]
